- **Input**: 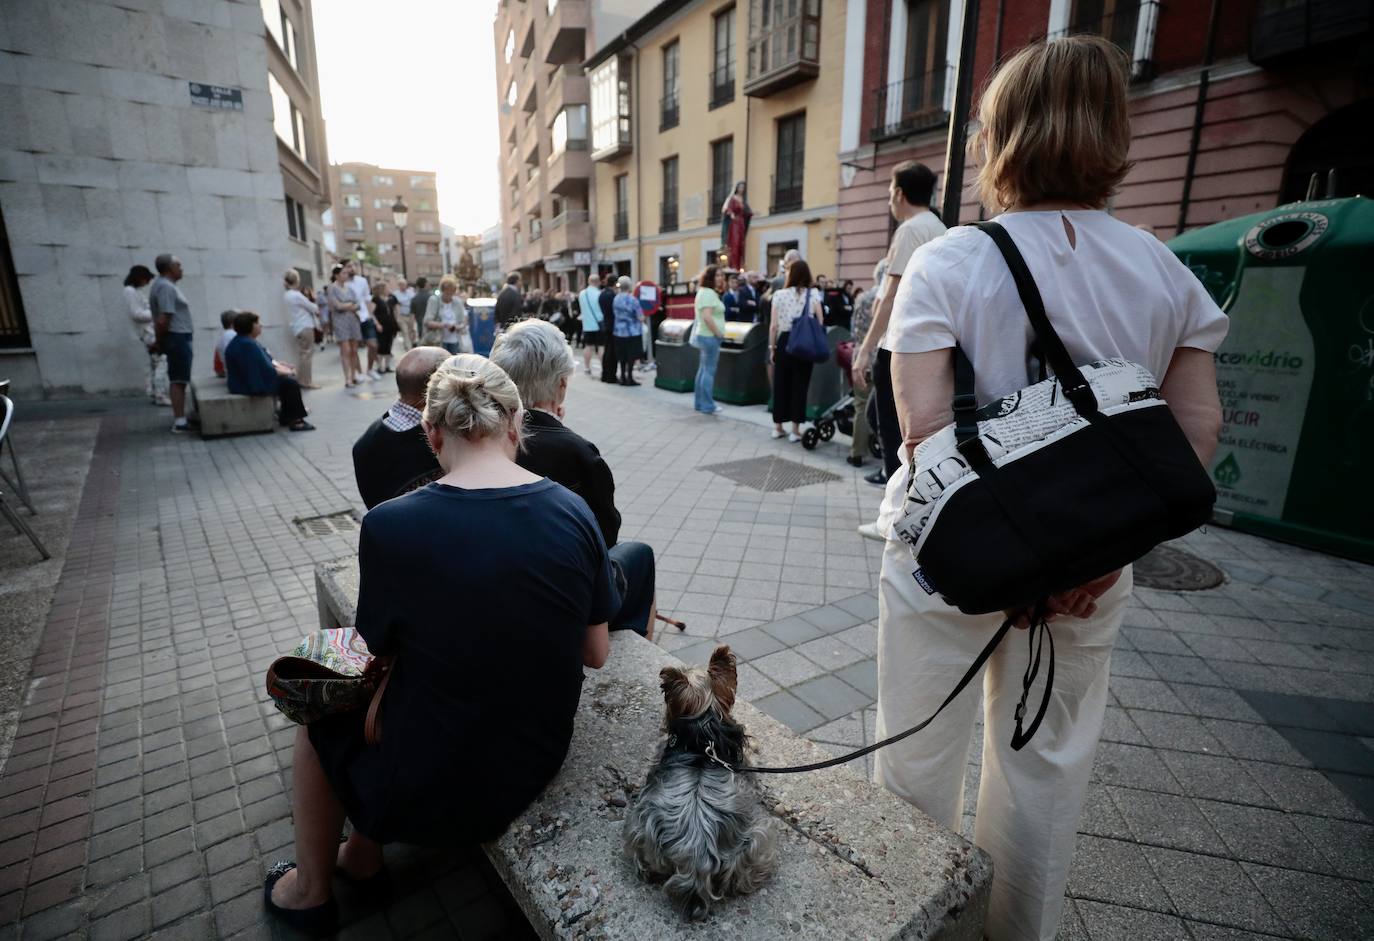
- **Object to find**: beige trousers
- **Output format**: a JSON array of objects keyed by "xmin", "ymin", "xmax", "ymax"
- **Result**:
[
  {"xmin": 874, "ymin": 535, "xmax": 1132, "ymax": 941},
  {"xmin": 294, "ymin": 328, "xmax": 315, "ymax": 387}
]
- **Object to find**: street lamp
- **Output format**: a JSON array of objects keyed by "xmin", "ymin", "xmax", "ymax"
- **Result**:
[
  {"xmin": 353, "ymin": 243, "xmax": 365, "ymax": 278},
  {"xmin": 391, "ymin": 195, "xmax": 409, "ymax": 280}
]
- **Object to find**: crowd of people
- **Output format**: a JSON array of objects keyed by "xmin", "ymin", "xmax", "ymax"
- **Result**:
[{"xmin": 203, "ymin": 35, "xmax": 1225, "ymax": 941}]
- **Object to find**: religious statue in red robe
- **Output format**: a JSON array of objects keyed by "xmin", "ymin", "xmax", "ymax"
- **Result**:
[{"xmin": 720, "ymin": 182, "xmax": 752, "ymax": 270}]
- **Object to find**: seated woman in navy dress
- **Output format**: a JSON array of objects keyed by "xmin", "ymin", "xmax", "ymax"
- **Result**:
[
  {"xmin": 223, "ymin": 310, "xmax": 314, "ymax": 431},
  {"xmin": 264, "ymin": 354, "xmax": 618, "ymax": 937}
]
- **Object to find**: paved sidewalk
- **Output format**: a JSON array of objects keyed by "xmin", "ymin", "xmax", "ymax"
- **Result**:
[{"xmin": 0, "ymin": 347, "xmax": 1370, "ymax": 939}]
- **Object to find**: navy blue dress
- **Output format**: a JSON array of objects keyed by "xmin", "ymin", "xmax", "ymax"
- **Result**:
[{"xmin": 309, "ymin": 479, "xmax": 620, "ymax": 844}]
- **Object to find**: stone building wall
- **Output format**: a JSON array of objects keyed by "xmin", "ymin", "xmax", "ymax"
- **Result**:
[{"xmin": 0, "ymin": 0, "xmax": 295, "ymax": 398}]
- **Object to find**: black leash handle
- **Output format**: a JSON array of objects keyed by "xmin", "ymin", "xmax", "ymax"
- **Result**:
[{"xmin": 739, "ymin": 606, "xmax": 1055, "ymax": 775}]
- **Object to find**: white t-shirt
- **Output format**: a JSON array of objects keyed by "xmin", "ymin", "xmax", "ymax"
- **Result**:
[
  {"xmin": 393, "ymin": 287, "xmax": 415, "ymax": 314},
  {"xmin": 877, "ymin": 209, "xmax": 1229, "ymax": 532},
  {"xmin": 284, "ymin": 289, "xmax": 317, "ymax": 335},
  {"xmin": 877, "ymin": 210, "xmax": 948, "ymax": 350},
  {"xmin": 771, "ymin": 286, "xmax": 822, "ymax": 332},
  {"xmin": 350, "ymin": 275, "xmax": 372, "ymax": 322}
]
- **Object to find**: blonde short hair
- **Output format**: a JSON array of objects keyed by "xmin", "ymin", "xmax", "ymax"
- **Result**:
[
  {"xmin": 972, "ymin": 35, "xmax": 1132, "ymax": 212},
  {"xmin": 424, "ymin": 354, "xmax": 523, "ymax": 443},
  {"xmin": 284, "ymin": 269, "xmax": 300, "ymax": 287},
  {"xmin": 439, "ymin": 275, "xmax": 459, "ymax": 293}
]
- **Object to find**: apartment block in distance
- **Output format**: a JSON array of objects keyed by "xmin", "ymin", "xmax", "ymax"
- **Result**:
[
  {"xmin": 328, "ymin": 163, "xmax": 443, "ymax": 282},
  {"xmin": 836, "ymin": 0, "xmax": 1374, "ymax": 282},
  {"xmin": 264, "ymin": 0, "xmax": 331, "ymax": 291},
  {"xmin": 492, "ymin": 0, "xmax": 653, "ymax": 293},
  {"xmin": 587, "ymin": 0, "xmax": 846, "ymax": 286}
]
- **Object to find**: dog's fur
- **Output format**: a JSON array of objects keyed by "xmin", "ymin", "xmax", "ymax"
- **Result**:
[{"xmin": 623, "ymin": 645, "xmax": 776, "ymax": 920}]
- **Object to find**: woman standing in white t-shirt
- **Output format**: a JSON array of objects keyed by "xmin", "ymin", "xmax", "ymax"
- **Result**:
[
  {"xmin": 284, "ymin": 269, "xmax": 321, "ymax": 389},
  {"xmin": 875, "ymin": 37, "xmax": 1226, "ymax": 941},
  {"xmin": 123, "ymin": 264, "xmax": 170, "ymax": 405},
  {"xmin": 767, "ymin": 259, "xmax": 824, "ymax": 442}
]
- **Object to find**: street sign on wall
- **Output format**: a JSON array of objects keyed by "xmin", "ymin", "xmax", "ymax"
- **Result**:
[{"xmin": 188, "ymin": 83, "xmax": 244, "ymax": 111}]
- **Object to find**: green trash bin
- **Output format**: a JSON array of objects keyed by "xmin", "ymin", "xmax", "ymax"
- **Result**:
[
  {"xmin": 713, "ymin": 321, "xmax": 770, "ymax": 405},
  {"xmin": 653, "ymin": 319, "xmax": 697, "ymax": 393},
  {"xmin": 1168, "ymin": 196, "xmax": 1374, "ymax": 562}
]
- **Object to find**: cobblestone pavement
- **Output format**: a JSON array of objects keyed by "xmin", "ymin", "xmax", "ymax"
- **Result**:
[{"xmin": 0, "ymin": 345, "xmax": 1371, "ymax": 940}]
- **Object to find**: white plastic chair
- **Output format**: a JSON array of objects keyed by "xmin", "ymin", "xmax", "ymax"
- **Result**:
[{"xmin": 0, "ymin": 394, "xmax": 48, "ymax": 560}]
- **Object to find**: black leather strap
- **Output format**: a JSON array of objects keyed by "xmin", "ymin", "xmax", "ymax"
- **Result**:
[
  {"xmin": 952, "ymin": 346, "xmax": 993, "ymax": 472},
  {"xmin": 972, "ymin": 222, "xmax": 1099, "ymax": 417},
  {"xmin": 742, "ymin": 615, "xmax": 1018, "ymax": 774}
]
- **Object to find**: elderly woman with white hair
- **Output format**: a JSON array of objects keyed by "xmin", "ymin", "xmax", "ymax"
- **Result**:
[
  {"xmin": 491, "ymin": 319, "xmax": 660, "ymax": 638},
  {"xmin": 283, "ymin": 269, "xmax": 321, "ymax": 388},
  {"xmin": 422, "ymin": 276, "xmax": 471, "ymax": 355},
  {"xmin": 264, "ymin": 354, "xmax": 617, "ymax": 936}
]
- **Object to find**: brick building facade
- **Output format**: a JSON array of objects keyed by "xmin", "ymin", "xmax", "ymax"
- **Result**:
[{"xmin": 836, "ymin": 0, "xmax": 1373, "ymax": 285}]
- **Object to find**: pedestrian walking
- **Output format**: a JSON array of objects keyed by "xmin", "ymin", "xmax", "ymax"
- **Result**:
[
  {"xmin": 873, "ymin": 37, "xmax": 1227, "ymax": 941},
  {"xmin": 692, "ymin": 265, "xmax": 726, "ymax": 414},
  {"xmin": 768, "ymin": 259, "xmax": 823, "ymax": 442},
  {"xmin": 847, "ymin": 258, "xmax": 886, "ymax": 469},
  {"xmin": 123, "ymin": 264, "xmax": 170, "ymax": 406},
  {"xmin": 577, "ymin": 274, "xmax": 605, "ymax": 373},
  {"xmin": 611, "ymin": 276, "xmax": 642, "ymax": 386},
  {"xmin": 284, "ymin": 269, "xmax": 320, "ymax": 389},
  {"xmin": 495, "ymin": 272, "xmax": 522, "ymax": 328},
  {"xmin": 598, "ymin": 275, "xmax": 620, "ymax": 384},
  {"xmin": 424, "ymin": 276, "xmax": 472, "ymax": 355},
  {"xmin": 326, "ymin": 264, "xmax": 363, "ymax": 388},
  {"xmin": 852, "ymin": 160, "xmax": 946, "ymax": 487},
  {"xmin": 391, "ymin": 278, "xmax": 417, "ymax": 350},
  {"xmin": 409, "ymin": 277, "xmax": 432, "ymax": 337},
  {"xmin": 347, "ymin": 261, "xmax": 379, "ymax": 380},
  {"xmin": 316, "ymin": 286, "xmax": 331, "ymax": 347},
  {"xmin": 149, "ymin": 254, "xmax": 195, "ymax": 433},
  {"xmin": 372, "ymin": 280, "xmax": 399, "ymax": 372}
]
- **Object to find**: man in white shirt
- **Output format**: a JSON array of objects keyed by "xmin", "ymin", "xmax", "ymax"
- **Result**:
[
  {"xmin": 346, "ymin": 261, "xmax": 379, "ymax": 380},
  {"xmin": 391, "ymin": 278, "xmax": 417, "ymax": 350},
  {"xmin": 853, "ymin": 161, "xmax": 946, "ymax": 489},
  {"xmin": 577, "ymin": 274, "xmax": 604, "ymax": 374}
]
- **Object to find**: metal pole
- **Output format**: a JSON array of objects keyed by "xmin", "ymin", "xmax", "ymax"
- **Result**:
[
  {"xmin": 1176, "ymin": 0, "xmax": 1222, "ymax": 236},
  {"xmin": 940, "ymin": 0, "xmax": 981, "ymax": 226},
  {"xmin": 398, "ymin": 225, "xmax": 408, "ymax": 281}
]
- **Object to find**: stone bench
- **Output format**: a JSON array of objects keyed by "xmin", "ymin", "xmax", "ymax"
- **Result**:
[
  {"xmin": 190, "ymin": 374, "xmax": 275, "ymax": 438},
  {"xmin": 315, "ymin": 557, "xmax": 992, "ymax": 939}
]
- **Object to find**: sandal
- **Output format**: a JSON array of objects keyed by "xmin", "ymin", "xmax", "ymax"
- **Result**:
[{"xmin": 263, "ymin": 862, "xmax": 338, "ymax": 938}]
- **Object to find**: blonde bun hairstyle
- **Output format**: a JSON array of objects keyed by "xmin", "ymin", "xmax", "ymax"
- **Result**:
[{"xmin": 423, "ymin": 354, "xmax": 524, "ymax": 443}]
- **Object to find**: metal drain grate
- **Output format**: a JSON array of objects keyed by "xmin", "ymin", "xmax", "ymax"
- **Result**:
[
  {"xmin": 293, "ymin": 510, "xmax": 361, "ymax": 538},
  {"xmin": 699, "ymin": 456, "xmax": 843, "ymax": 493},
  {"xmin": 1134, "ymin": 544, "xmax": 1225, "ymax": 591}
]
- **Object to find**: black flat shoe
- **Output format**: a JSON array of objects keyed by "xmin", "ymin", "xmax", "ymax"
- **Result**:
[
  {"xmin": 264, "ymin": 862, "xmax": 339, "ymax": 938},
  {"xmin": 289, "ymin": 421, "xmax": 316, "ymax": 432},
  {"xmin": 846, "ymin": 455, "xmax": 864, "ymax": 467},
  {"xmin": 335, "ymin": 864, "xmax": 394, "ymax": 905},
  {"xmin": 864, "ymin": 469, "xmax": 888, "ymax": 486}
]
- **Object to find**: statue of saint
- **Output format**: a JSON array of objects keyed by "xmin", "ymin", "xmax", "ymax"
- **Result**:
[{"xmin": 719, "ymin": 181, "xmax": 752, "ymax": 270}]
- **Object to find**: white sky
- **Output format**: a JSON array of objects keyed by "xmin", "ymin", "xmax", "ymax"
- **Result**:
[{"xmin": 312, "ymin": 0, "xmax": 500, "ymax": 234}]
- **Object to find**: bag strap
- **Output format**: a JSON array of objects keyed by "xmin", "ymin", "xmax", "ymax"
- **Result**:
[
  {"xmin": 971, "ymin": 222, "xmax": 1098, "ymax": 417},
  {"xmin": 364, "ymin": 658, "xmax": 394, "ymax": 747}
]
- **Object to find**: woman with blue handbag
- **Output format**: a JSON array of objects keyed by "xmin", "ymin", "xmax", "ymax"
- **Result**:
[{"xmin": 768, "ymin": 259, "xmax": 826, "ymax": 441}]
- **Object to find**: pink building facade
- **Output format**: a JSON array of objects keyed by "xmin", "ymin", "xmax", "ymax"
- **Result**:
[{"xmin": 836, "ymin": 0, "xmax": 1373, "ymax": 285}]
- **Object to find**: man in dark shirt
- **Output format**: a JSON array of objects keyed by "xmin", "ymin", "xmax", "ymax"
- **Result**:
[
  {"xmin": 598, "ymin": 279, "xmax": 619, "ymax": 384},
  {"xmin": 492, "ymin": 320, "xmax": 661, "ymax": 637},
  {"xmin": 494, "ymin": 272, "xmax": 523, "ymax": 328},
  {"xmin": 409, "ymin": 277, "xmax": 432, "ymax": 327},
  {"xmin": 351, "ymin": 346, "xmax": 448, "ymax": 509}
]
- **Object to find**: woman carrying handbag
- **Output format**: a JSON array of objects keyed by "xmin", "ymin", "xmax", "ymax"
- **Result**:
[
  {"xmin": 768, "ymin": 259, "xmax": 825, "ymax": 442},
  {"xmin": 872, "ymin": 37, "xmax": 1228, "ymax": 941}
]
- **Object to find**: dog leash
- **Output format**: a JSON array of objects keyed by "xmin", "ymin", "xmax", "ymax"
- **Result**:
[{"xmin": 732, "ymin": 607, "xmax": 1054, "ymax": 775}]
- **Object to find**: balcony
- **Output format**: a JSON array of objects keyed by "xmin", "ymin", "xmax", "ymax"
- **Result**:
[
  {"xmin": 541, "ymin": 0, "xmax": 588, "ymax": 64},
  {"xmin": 1051, "ymin": 0, "xmax": 1160, "ymax": 80},
  {"xmin": 522, "ymin": 123, "xmax": 541, "ymax": 165},
  {"xmin": 660, "ymin": 201, "xmax": 678, "ymax": 233},
  {"xmin": 546, "ymin": 142, "xmax": 591, "ymax": 195},
  {"xmin": 613, "ymin": 210, "xmax": 629, "ymax": 242},
  {"xmin": 871, "ymin": 66, "xmax": 953, "ymax": 142},
  {"xmin": 1250, "ymin": 0, "xmax": 1372, "ymax": 64},
  {"xmin": 770, "ymin": 175, "xmax": 802, "ymax": 214},
  {"xmin": 546, "ymin": 209, "xmax": 592, "ymax": 254},
  {"xmin": 744, "ymin": 3, "xmax": 820, "ymax": 97},
  {"xmin": 519, "ymin": 18, "xmax": 536, "ymax": 58},
  {"xmin": 521, "ymin": 79, "xmax": 538, "ymax": 114},
  {"xmin": 659, "ymin": 94, "xmax": 680, "ymax": 131},
  {"xmin": 709, "ymin": 62, "xmax": 735, "ymax": 109},
  {"xmin": 545, "ymin": 65, "xmax": 588, "ymax": 118}
]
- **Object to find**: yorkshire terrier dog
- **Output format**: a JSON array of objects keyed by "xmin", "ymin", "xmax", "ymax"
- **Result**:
[{"xmin": 624, "ymin": 645, "xmax": 776, "ymax": 920}]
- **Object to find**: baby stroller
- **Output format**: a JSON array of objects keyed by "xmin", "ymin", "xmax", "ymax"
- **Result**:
[{"xmin": 800, "ymin": 340, "xmax": 882, "ymax": 459}]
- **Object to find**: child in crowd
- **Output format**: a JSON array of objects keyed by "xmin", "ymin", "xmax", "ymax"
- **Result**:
[{"xmin": 213, "ymin": 309, "xmax": 237, "ymax": 377}]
